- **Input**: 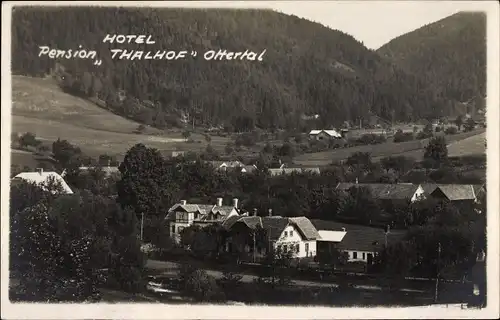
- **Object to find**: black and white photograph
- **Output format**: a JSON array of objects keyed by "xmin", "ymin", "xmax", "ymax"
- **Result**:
[{"xmin": 1, "ymin": 1, "xmax": 499, "ymax": 319}]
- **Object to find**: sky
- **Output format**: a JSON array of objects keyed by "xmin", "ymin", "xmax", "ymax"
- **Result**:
[
  {"xmin": 267, "ymin": 1, "xmax": 473, "ymax": 50},
  {"xmin": 158, "ymin": 1, "xmax": 487, "ymax": 50}
]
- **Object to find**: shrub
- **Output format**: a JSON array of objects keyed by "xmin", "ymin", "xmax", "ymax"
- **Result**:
[
  {"xmin": 183, "ymin": 269, "xmax": 225, "ymax": 302},
  {"xmin": 393, "ymin": 129, "xmax": 414, "ymax": 143},
  {"xmin": 444, "ymin": 126, "xmax": 458, "ymax": 135},
  {"xmin": 356, "ymin": 134, "xmax": 386, "ymax": 145}
]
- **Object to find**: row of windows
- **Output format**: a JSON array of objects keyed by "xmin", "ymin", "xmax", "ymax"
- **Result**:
[
  {"xmin": 352, "ymin": 252, "xmax": 370, "ymax": 260},
  {"xmin": 276, "ymin": 242, "xmax": 309, "ymax": 253}
]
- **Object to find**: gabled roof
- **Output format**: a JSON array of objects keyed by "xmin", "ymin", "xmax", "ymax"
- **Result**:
[
  {"xmin": 309, "ymin": 129, "xmax": 342, "ymax": 138},
  {"xmin": 289, "ymin": 217, "xmax": 321, "ymax": 240},
  {"xmin": 421, "ymin": 183, "xmax": 438, "ymax": 195},
  {"xmin": 336, "ymin": 183, "xmax": 420, "ymax": 200},
  {"xmin": 311, "ymin": 219, "xmax": 406, "ymax": 252},
  {"xmin": 79, "ymin": 166, "xmax": 120, "ymax": 177},
  {"xmin": 431, "ymin": 184, "xmax": 477, "ymax": 201},
  {"xmin": 229, "ymin": 216, "xmax": 320, "ymax": 241},
  {"xmin": 269, "ymin": 167, "xmax": 320, "ymax": 176},
  {"xmin": 13, "ymin": 171, "xmax": 73, "ymax": 194}
]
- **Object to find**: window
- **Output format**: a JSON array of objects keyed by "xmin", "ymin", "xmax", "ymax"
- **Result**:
[
  {"xmin": 171, "ymin": 225, "xmax": 175, "ymax": 234},
  {"xmin": 290, "ymin": 230, "xmax": 294, "ymax": 237},
  {"xmin": 305, "ymin": 243, "xmax": 309, "ymax": 252},
  {"xmin": 353, "ymin": 252, "xmax": 358, "ymax": 259},
  {"xmin": 362, "ymin": 252, "xmax": 366, "ymax": 260},
  {"xmin": 277, "ymin": 245, "xmax": 282, "ymax": 253},
  {"xmin": 295, "ymin": 244, "xmax": 300, "ymax": 253},
  {"xmin": 283, "ymin": 244, "xmax": 288, "ymax": 252},
  {"xmin": 284, "ymin": 231, "xmax": 288, "ymax": 237}
]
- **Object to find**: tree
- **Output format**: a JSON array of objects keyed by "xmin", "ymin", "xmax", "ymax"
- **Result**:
[
  {"xmin": 455, "ymin": 115, "xmax": 464, "ymax": 131},
  {"xmin": 424, "ymin": 136, "xmax": 448, "ymax": 165},
  {"xmin": 380, "ymin": 155, "xmax": 415, "ymax": 175},
  {"xmin": 52, "ymin": 138, "xmax": 82, "ymax": 170},
  {"xmin": 117, "ymin": 143, "xmax": 179, "ymax": 218},
  {"xmin": 464, "ymin": 118, "xmax": 476, "ymax": 132},
  {"xmin": 19, "ymin": 132, "xmax": 41, "ymax": 148},
  {"xmin": 182, "ymin": 130, "xmax": 191, "ymax": 141}
]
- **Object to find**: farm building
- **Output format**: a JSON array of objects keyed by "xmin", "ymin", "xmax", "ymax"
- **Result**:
[
  {"xmin": 12, "ymin": 168, "xmax": 73, "ymax": 194},
  {"xmin": 335, "ymin": 183, "xmax": 425, "ymax": 203},
  {"xmin": 309, "ymin": 129, "xmax": 342, "ymax": 141}
]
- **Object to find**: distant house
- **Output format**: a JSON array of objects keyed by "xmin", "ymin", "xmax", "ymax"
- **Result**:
[
  {"xmin": 312, "ymin": 220, "xmax": 406, "ymax": 264},
  {"xmin": 309, "ymin": 129, "xmax": 342, "ymax": 141},
  {"xmin": 171, "ymin": 151, "xmax": 185, "ymax": 158},
  {"xmin": 208, "ymin": 160, "xmax": 243, "ymax": 172},
  {"xmin": 226, "ymin": 213, "xmax": 320, "ymax": 261},
  {"xmin": 78, "ymin": 166, "xmax": 120, "ymax": 177},
  {"xmin": 335, "ymin": 183, "xmax": 425, "ymax": 203},
  {"xmin": 165, "ymin": 198, "xmax": 241, "ymax": 243},
  {"xmin": 12, "ymin": 168, "xmax": 73, "ymax": 194},
  {"xmin": 268, "ymin": 167, "xmax": 321, "ymax": 176},
  {"xmin": 239, "ymin": 164, "xmax": 258, "ymax": 174},
  {"xmin": 429, "ymin": 184, "xmax": 478, "ymax": 203}
]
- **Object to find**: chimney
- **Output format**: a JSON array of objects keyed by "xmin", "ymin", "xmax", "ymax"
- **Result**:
[
  {"xmin": 107, "ymin": 159, "xmax": 111, "ymax": 167},
  {"xmin": 36, "ymin": 168, "xmax": 43, "ymax": 175},
  {"xmin": 217, "ymin": 197, "xmax": 223, "ymax": 207},
  {"xmin": 268, "ymin": 209, "xmax": 273, "ymax": 217},
  {"xmin": 232, "ymin": 198, "xmax": 239, "ymax": 208},
  {"xmin": 341, "ymin": 227, "xmax": 346, "ymax": 232},
  {"xmin": 253, "ymin": 208, "xmax": 258, "ymax": 217},
  {"xmin": 180, "ymin": 200, "xmax": 187, "ymax": 205},
  {"xmin": 355, "ymin": 178, "xmax": 359, "ymax": 184}
]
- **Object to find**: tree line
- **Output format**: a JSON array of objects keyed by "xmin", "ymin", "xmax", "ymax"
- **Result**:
[{"xmin": 12, "ymin": 7, "xmax": 457, "ymax": 132}]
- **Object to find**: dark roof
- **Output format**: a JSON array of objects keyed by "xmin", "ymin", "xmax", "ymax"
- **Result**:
[
  {"xmin": 421, "ymin": 183, "xmax": 438, "ymax": 195},
  {"xmin": 473, "ymin": 184, "xmax": 485, "ymax": 196},
  {"xmin": 290, "ymin": 217, "xmax": 321, "ymax": 240},
  {"xmin": 222, "ymin": 215, "xmax": 241, "ymax": 230},
  {"xmin": 230, "ymin": 216, "xmax": 320, "ymax": 241},
  {"xmin": 336, "ymin": 183, "xmax": 420, "ymax": 200},
  {"xmin": 311, "ymin": 219, "xmax": 406, "ymax": 252},
  {"xmin": 431, "ymin": 184, "xmax": 476, "ymax": 201}
]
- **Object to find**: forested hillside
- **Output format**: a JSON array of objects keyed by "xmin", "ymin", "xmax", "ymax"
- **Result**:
[
  {"xmin": 377, "ymin": 12, "xmax": 486, "ymax": 112},
  {"xmin": 13, "ymin": 7, "xmax": 449, "ymax": 131}
]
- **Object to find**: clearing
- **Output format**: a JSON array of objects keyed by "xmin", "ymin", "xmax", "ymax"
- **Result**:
[
  {"xmin": 10, "ymin": 76, "xmax": 229, "ymax": 159},
  {"xmin": 293, "ymin": 129, "xmax": 486, "ymax": 166}
]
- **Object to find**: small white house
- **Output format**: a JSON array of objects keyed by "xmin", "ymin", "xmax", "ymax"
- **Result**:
[
  {"xmin": 12, "ymin": 168, "xmax": 73, "ymax": 194},
  {"xmin": 309, "ymin": 129, "xmax": 342, "ymax": 141}
]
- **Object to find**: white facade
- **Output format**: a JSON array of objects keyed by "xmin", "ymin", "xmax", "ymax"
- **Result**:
[
  {"xmin": 410, "ymin": 185, "xmax": 426, "ymax": 202},
  {"xmin": 274, "ymin": 224, "xmax": 317, "ymax": 258},
  {"xmin": 344, "ymin": 250, "xmax": 375, "ymax": 263}
]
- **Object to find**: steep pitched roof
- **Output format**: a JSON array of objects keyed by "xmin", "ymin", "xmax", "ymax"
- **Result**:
[
  {"xmin": 230, "ymin": 216, "xmax": 320, "ymax": 242},
  {"xmin": 13, "ymin": 171, "xmax": 73, "ymax": 194},
  {"xmin": 309, "ymin": 129, "xmax": 342, "ymax": 138},
  {"xmin": 79, "ymin": 166, "xmax": 120, "ymax": 177},
  {"xmin": 431, "ymin": 184, "xmax": 477, "ymax": 201},
  {"xmin": 311, "ymin": 219, "xmax": 406, "ymax": 252},
  {"xmin": 289, "ymin": 217, "xmax": 321, "ymax": 240},
  {"xmin": 421, "ymin": 183, "xmax": 438, "ymax": 195},
  {"xmin": 336, "ymin": 183, "xmax": 420, "ymax": 200}
]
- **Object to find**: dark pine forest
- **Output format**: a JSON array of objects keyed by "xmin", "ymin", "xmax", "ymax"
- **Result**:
[{"xmin": 11, "ymin": 8, "xmax": 485, "ymax": 131}]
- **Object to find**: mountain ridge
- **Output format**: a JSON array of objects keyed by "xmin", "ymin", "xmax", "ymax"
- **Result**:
[{"xmin": 12, "ymin": 7, "xmax": 457, "ymax": 131}]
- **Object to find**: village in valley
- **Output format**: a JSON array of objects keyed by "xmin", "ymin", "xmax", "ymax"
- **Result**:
[{"xmin": 7, "ymin": 5, "xmax": 489, "ymax": 310}]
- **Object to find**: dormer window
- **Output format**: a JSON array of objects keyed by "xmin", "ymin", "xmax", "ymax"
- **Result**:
[
  {"xmin": 284, "ymin": 231, "xmax": 288, "ymax": 237},
  {"xmin": 290, "ymin": 230, "xmax": 293, "ymax": 237}
]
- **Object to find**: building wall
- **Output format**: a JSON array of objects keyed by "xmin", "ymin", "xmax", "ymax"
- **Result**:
[
  {"xmin": 410, "ymin": 186, "xmax": 426, "ymax": 202},
  {"xmin": 344, "ymin": 250, "xmax": 375, "ymax": 263},
  {"xmin": 274, "ymin": 225, "xmax": 317, "ymax": 258}
]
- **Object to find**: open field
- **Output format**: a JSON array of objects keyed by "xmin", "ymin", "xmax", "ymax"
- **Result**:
[
  {"xmin": 11, "ymin": 76, "xmax": 230, "ymax": 158},
  {"xmin": 448, "ymin": 132, "xmax": 487, "ymax": 157},
  {"xmin": 293, "ymin": 129, "xmax": 486, "ymax": 166}
]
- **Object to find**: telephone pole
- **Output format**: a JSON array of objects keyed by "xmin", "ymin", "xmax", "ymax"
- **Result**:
[
  {"xmin": 140, "ymin": 212, "xmax": 145, "ymax": 242},
  {"xmin": 434, "ymin": 242, "xmax": 442, "ymax": 303}
]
